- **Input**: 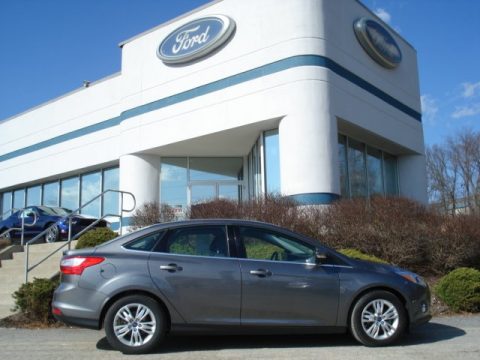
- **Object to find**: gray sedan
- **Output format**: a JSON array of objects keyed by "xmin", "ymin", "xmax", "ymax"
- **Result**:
[{"xmin": 52, "ymin": 219, "xmax": 431, "ymax": 354}]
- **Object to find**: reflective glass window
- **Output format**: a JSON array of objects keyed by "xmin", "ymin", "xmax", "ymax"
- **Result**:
[
  {"xmin": 264, "ymin": 129, "xmax": 281, "ymax": 194},
  {"xmin": 43, "ymin": 182, "xmax": 59, "ymax": 207},
  {"xmin": 338, "ymin": 135, "xmax": 349, "ymax": 197},
  {"xmin": 2, "ymin": 192, "xmax": 12, "ymax": 219},
  {"xmin": 384, "ymin": 153, "xmax": 399, "ymax": 195},
  {"xmin": 103, "ymin": 167, "xmax": 119, "ymax": 216},
  {"xmin": 13, "ymin": 189, "xmax": 25, "ymax": 210},
  {"xmin": 160, "ymin": 158, "xmax": 188, "ymax": 213},
  {"xmin": 348, "ymin": 139, "xmax": 367, "ymax": 198},
  {"xmin": 367, "ymin": 147, "xmax": 384, "ymax": 196},
  {"xmin": 189, "ymin": 158, "xmax": 243, "ymax": 181},
  {"xmin": 81, "ymin": 172, "xmax": 101, "ymax": 217},
  {"xmin": 248, "ymin": 140, "xmax": 262, "ymax": 198},
  {"xmin": 61, "ymin": 177, "xmax": 79, "ymax": 211},
  {"xmin": 26, "ymin": 186, "xmax": 42, "ymax": 206},
  {"xmin": 190, "ymin": 184, "xmax": 216, "ymax": 204}
]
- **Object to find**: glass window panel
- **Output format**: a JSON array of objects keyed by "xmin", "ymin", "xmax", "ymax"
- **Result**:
[
  {"xmin": 13, "ymin": 189, "xmax": 25, "ymax": 210},
  {"xmin": 103, "ymin": 167, "xmax": 119, "ymax": 216},
  {"xmin": 165, "ymin": 226, "xmax": 228, "ymax": 257},
  {"xmin": 161, "ymin": 158, "xmax": 188, "ymax": 213},
  {"xmin": 367, "ymin": 147, "xmax": 384, "ymax": 196},
  {"xmin": 264, "ymin": 129, "xmax": 281, "ymax": 194},
  {"xmin": 219, "ymin": 184, "xmax": 241, "ymax": 202},
  {"xmin": 43, "ymin": 182, "xmax": 59, "ymax": 207},
  {"xmin": 26, "ymin": 186, "xmax": 42, "ymax": 206},
  {"xmin": 348, "ymin": 139, "xmax": 367, "ymax": 198},
  {"xmin": 189, "ymin": 158, "xmax": 243, "ymax": 181},
  {"xmin": 239, "ymin": 227, "xmax": 315, "ymax": 263},
  {"xmin": 81, "ymin": 172, "xmax": 101, "ymax": 217},
  {"xmin": 384, "ymin": 153, "xmax": 399, "ymax": 195},
  {"xmin": 2, "ymin": 192, "xmax": 12, "ymax": 219},
  {"xmin": 191, "ymin": 184, "xmax": 216, "ymax": 204},
  {"xmin": 338, "ymin": 135, "xmax": 349, "ymax": 198},
  {"xmin": 61, "ymin": 177, "xmax": 79, "ymax": 212},
  {"xmin": 248, "ymin": 140, "xmax": 262, "ymax": 198},
  {"xmin": 124, "ymin": 231, "xmax": 164, "ymax": 252}
]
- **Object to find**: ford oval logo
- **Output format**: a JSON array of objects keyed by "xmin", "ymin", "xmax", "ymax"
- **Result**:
[
  {"xmin": 354, "ymin": 18, "xmax": 402, "ymax": 69},
  {"xmin": 158, "ymin": 15, "xmax": 235, "ymax": 64}
]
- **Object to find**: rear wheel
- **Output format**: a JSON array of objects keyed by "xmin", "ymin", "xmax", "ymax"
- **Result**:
[
  {"xmin": 104, "ymin": 295, "xmax": 166, "ymax": 354},
  {"xmin": 44, "ymin": 225, "xmax": 59, "ymax": 243},
  {"xmin": 350, "ymin": 290, "xmax": 407, "ymax": 346}
]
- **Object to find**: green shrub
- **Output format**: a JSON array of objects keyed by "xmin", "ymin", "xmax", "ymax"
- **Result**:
[
  {"xmin": 12, "ymin": 277, "xmax": 59, "ymax": 322},
  {"xmin": 338, "ymin": 248, "xmax": 388, "ymax": 264},
  {"xmin": 75, "ymin": 227, "xmax": 117, "ymax": 249},
  {"xmin": 435, "ymin": 268, "xmax": 480, "ymax": 312}
]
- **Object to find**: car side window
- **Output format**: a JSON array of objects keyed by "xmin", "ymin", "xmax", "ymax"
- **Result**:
[
  {"xmin": 165, "ymin": 226, "xmax": 228, "ymax": 257},
  {"xmin": 238, "ymin": 227, "xmax": 315, "ymax": 263},
  {"xmin": 19, "ymin": 208, "xmax": 36, "ymax": 219},
  {"xmin": 124, "ymin": 231, "xmax": 164, "ymax": 252}
]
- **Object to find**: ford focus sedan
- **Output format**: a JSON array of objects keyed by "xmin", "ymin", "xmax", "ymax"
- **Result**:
[{"xmin": 52, "ymin": 219, "xmax": 431, "ymax": 354}]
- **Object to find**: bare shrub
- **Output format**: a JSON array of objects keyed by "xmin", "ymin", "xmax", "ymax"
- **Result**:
[
  {"xmin": 130, "ymin": 202, "xmax": 176, "ymax": 230},
  {"xmin": 188, "ymin": 195, "xmax": 480, "ymax": 275}
]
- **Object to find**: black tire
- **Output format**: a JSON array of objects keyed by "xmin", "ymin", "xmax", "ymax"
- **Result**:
[
  {"xmin": 104, "ymin": 295, "xmax": 166, "ymax": 354},
  {"xmin": 350, "ymin": 290, "xmax": 407, "ymax": 346},
  {"xmin": 44, "ymin": 224, "xmax": 59, "ymax": 243}
]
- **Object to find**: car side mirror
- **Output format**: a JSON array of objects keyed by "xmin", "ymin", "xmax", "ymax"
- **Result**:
[{"xmin": 315, "ymin": 250, "xmax": 328, "ymax": 264}]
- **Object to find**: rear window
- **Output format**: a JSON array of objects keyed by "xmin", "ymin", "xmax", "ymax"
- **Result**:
[{"xmin": 123, "ymin": 231, "xmax": 165, "ymax": 252}]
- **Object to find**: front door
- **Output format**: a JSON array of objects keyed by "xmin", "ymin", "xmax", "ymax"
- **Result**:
[
  {"xmin": 234, "ymin": 226, "xmax": 340, "ymax": 326},
  {"xmin": 148, "ymin": 225, "xmax": 241, "ymax": 325}
]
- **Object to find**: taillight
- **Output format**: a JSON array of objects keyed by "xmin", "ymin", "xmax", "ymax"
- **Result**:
[{"xmin": 60, "ymin": 256, "xmax": 105, "ymax": 275}]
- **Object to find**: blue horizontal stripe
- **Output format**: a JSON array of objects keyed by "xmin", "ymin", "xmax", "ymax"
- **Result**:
[
  {"xmin": 0, "ymin": 54, "xmax": 421, "ymax": 163},
  {"xmin": 288, "ymin": 192, "xmax": 340, "ymax": 205}
]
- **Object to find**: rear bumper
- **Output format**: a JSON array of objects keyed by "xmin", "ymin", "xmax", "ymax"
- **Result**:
[
  {"xmin": 52, "ymin": 280, "xmax": 105, "ymax": 329},
  {"xmin": 53, "ymin": 313, "xmax": 99, "ymax": 329}
]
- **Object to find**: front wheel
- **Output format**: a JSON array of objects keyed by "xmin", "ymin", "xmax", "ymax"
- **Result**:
[
  {"xmin": 104, "ymin": 295, "xmax": 166, "ymax": 354},
  {"xmin": 350, "ymin": 290, "xmax": 407, "ymax": 346},
  {"xmin": 44, "ymin": 225, "xmax": 59, "ymax": 243}
]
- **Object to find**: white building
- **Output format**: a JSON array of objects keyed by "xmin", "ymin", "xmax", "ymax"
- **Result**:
[{"xmin": 0, "ymin": 0, "xmax": 427, "ymax": 224}]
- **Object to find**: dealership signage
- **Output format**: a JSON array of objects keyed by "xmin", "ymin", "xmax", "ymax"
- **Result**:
[
  {"xmin": 158, "ymin": 15, "xmax": 236, "ymax": 64},
  {"xmin": 354, "ymin": 18, "xmax": 402, "ymax": 69}
]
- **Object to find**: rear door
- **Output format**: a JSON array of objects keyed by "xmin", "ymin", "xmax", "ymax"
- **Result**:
[
  {"xmin": 234, "ymin": 226, "xmax": 340, "ymax": 326},
  {"xmin": 148, "ymin": 225, "xmax": 241, "ymax": 325}
]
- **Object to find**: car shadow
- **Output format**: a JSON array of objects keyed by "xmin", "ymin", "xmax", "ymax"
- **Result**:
[{"xmin": 96, "ymin": 322, "xmax": 465, "ymax": 354}]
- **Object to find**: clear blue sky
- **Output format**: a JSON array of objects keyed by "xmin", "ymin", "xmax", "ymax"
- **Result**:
[{"xmin": 1, "ymin": 0, "xmax": 479, "ymax": 146}]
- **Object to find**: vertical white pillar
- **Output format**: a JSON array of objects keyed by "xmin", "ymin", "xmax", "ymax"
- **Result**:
[
  {"xmin": 278, "ymin": 81, "xmax": 340, "ymax": 204},
  {"xmin": 119, "ymin": 154, "xmax": 159, "ymax": 224},
  {"xmin": 398, "ymin": 154, "xmax": 428, "ymax": 204}
]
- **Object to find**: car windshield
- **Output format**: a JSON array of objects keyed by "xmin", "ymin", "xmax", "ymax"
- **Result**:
[{"xmin": 37, "ymin": 206, "xmax": 72, "ymax": 216}]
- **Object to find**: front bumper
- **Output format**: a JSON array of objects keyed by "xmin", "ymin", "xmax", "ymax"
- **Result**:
[{"xmin": 407, "ymin": 284, "xmax": 432, "ymax": 329}]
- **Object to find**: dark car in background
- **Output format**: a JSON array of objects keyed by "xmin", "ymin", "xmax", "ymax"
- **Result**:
[
  {"xmin": 0, "ymin": 206, "xmax": 108, "ymax": 243},
  {"xmin": 53, "ymin": 219, "xmax": 431, "ymax": 354}
]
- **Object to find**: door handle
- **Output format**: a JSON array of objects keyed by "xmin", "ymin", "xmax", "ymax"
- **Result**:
[
  {"xmin": 160, "ymin": 264, "xmax": 183, "ymax": 272},
  {"xmin": 249, "ymin": 269, "xmax": 272, "ymax": 278}
]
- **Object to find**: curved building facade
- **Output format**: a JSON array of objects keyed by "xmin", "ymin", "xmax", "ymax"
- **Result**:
[{"xmin": 0, "ymin": 0, "xmax": 427, "ymax": 221}]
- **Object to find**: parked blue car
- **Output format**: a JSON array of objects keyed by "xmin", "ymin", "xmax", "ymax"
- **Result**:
[{"xmin": 0, "ymin": 206, "xmax": 108, "ymax": 243}]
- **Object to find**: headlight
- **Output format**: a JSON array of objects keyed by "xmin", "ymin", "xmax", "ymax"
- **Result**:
[{"xmin": 395, "ymin": 270, "xmax": 427, "ymax": 287}]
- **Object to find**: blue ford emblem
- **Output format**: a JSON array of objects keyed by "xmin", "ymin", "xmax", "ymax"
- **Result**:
[
  {"xmin": 354, "ymin": 18, "xmax": 402, "ymax": 69},
  {"xmin": 158, "ymin": 15, "xmax": 235, "ymax": 64}
]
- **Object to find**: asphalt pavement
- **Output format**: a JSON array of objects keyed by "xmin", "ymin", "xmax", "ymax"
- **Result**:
[{"xmin": 0, "ymin": 315, "xmax": 479, "ymax": 359}]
